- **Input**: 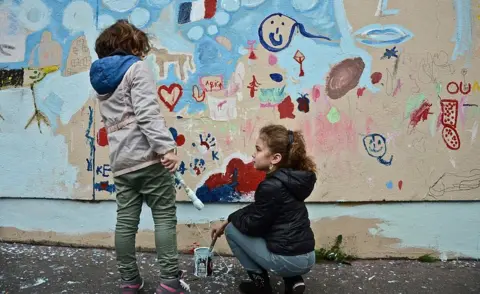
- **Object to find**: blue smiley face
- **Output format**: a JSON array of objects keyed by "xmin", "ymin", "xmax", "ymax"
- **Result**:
[
  {"xmin": 258, "ymin": 13, "xmax": 297, "ymax": 52},
  {"xmin": 363, "ymin": 133, "xmax": 387, "ymax": 158},
  {"xmin": 258, "ymin": 13, "xmax": 332, "ymax": 53}
]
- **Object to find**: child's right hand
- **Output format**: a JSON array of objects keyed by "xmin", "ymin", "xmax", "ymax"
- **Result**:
[
  {"xmin": 211, "ymin": 220, "xmax": 229, "ymax": 239},
  {"xmin": 161, "ymin": 150, "xmax": 180, "ymax": 173}
]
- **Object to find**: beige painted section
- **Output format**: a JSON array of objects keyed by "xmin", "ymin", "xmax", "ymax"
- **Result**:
[{"xmin": 0, "ymin": 217, "xmax": 440, "ymax": 259}]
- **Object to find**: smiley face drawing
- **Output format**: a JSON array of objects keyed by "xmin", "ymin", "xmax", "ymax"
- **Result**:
[
  {"xmin": 258, "ymin": 13, "xmax": 332, "ymax": 52},
  {"xmin": 363, "ymin": 133, "xmax": 393, "ymax": 166}
]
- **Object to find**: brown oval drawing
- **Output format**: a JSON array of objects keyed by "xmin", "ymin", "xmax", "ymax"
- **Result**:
[{"xmin": 325, "ymin": 57, "xmax": 365, "ymax": 100}]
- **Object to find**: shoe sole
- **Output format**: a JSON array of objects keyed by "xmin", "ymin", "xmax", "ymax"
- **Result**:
[{"xmin": 292, "ymin": 283, "xmax": 305, "ymax": 294}]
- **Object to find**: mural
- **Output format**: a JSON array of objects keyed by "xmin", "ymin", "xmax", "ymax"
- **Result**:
[{"xmin": 0, "ymin": 0, "xmax": 479, "ymax": 202}]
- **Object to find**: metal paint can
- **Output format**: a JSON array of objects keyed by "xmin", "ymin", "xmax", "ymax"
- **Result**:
[{"xmin": 194, "ymin": 247, "xmax": 213, "ymax": 277}]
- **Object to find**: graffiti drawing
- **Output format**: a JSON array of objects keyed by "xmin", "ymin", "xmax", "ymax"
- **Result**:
[
  {"xmin": 0, "ymin": 0, "xmax": 478, "ymax": 204},
  {"xmin": 158, "ymin": 83, "xmax": 183, "ymax": 112},
  {"xmin": 258, "ymin": 13, "xmax": 332, "ymax": 52},
  {"xmin": 363, "ymin": 133, "xmax": 393, "ymax": 166},
  {"xmin": 354, "ymin": 24, "xmax": 413, "ymax": 47},
  {"xmin": 0, "ymin": 66, "xmax": 59, "ymax": 131},
  {"xmin": 325, "ymin": 57, "xmax": 365, "ymax": 100},
  {"xmin": 427, "ymin": 169, "xmax": 480, "ymax": 199}
]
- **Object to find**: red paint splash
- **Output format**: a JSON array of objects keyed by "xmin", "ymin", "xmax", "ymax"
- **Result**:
[
  {"xmin": 175, "ymin": 134, "xmax": 185, "ymax": 147},
  {"xmin": 278, "ymin": 96, "xmax": 296, "ymax": 119},
  {"xmin": 312, "ymin": 85, "xmax": 321, "ymax": 102},
  {"xmin": 357, "ymin": 87, "xmax": 366, "ymax": 98},
  {"xmin": 398, "ymin": 180, "xmax": 403, "ymax": 190},
  {"xmin": 205, "ymin": 158, "xmax": 266, "ymax": 196},
  {"xmin": 97, "ymin": 127, "xmax": 109, "ymax": 147},
  {"xmin": 371, "ymin": 72, "xmax": 382, "ymax": 84},
  {"xmin": 409, "ymin": 100, "xmax": 433, "ymax": 129}
]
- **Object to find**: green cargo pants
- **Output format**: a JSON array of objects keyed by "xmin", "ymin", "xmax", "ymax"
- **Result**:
[{"xmin": 113, "ymin": 163, "xmax": 178, "ymax": 281}]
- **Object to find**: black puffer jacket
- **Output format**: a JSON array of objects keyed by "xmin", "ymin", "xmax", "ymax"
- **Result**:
[{"xmin": 228, "ymin": 168, "xmax": 316, "ymax": 256}]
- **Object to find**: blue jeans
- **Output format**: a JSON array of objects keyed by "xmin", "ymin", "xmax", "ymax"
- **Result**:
[{"xmin": 225, "ymin": 223, "xmax": 315, "ymax": 277}]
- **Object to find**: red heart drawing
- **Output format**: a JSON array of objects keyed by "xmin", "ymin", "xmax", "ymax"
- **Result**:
[
  {"xmin": 158, "ymin": 83, "xmax": 183, "ymax": 112},
  {"xmin": 398, "ymin": 180, "xmax": 403, "ymax": 190}
]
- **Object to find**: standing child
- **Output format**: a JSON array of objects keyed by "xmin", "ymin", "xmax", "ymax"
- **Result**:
[
  {"xmin": 211, "ymin": 124, "xmax": 317, "ymax": 294},
  {"xmin": 89, "ymin": 20, "xmax": 189, "ymax": 294}
]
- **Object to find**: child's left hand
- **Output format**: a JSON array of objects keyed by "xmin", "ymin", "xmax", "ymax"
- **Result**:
[{"xmin": 161, "ymin": 150, "xmax": 180, "ymax": 173}]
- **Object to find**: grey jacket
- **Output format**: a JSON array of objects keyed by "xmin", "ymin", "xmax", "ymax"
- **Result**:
[{"xmin": 89, "ymin": 53, "xmax": 176, "ymax": 176}]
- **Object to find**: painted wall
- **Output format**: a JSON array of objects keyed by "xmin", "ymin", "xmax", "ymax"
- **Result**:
[{"xmin": 1, "ymin": 0, "xmax": 480, "ymax": 258}]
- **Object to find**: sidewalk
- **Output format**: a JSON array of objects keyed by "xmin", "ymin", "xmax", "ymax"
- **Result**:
[{"xmin": 1, "ymin": 242, "xmax": 479, "ymax": 293}]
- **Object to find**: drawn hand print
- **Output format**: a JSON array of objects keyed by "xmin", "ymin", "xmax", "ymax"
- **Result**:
[
  {"xmin": 190, "ymin": 158, "xmax": 206, "ymax": 176},
  {"xmin": 363, "ymin": 133, "xmax": 393, "ymax": 166},
  {"xmin": 192, "ymin": 133, "xmax": 216, "ymax": 154}
]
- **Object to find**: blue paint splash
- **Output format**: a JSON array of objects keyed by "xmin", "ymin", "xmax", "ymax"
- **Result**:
[
  {"xmin": 386, "ymin": 181, "xmax": 393, "ymax": 190},
  {"xmin": 94, "ymin": 181, "xmax": 116, "ymax": 193},
  {"xmin": 452, "ymin": 0, "xmax": 473, "ymax": 66},
  {"xmin": 270, "ymin": 73, "xmax": 283, "ymax": 82},
  {"xmin": 196, "ymin": 168, "xmax": 242, "ymax": 202}
]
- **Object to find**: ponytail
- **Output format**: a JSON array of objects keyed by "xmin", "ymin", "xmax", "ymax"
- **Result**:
[
  {"xmin": 259, "ymin": 124, "xmax": 317, "ymax": 173},
  {"xmin": 286, "ymin": 130, "xmax": 317, "ymax": 173}
]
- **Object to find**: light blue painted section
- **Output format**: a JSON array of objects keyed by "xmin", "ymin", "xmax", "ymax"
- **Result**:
[
  {"xmin": 452, "ymin": 0, "xmax": 473, "ymax": 66},
  {"xmin": 1, "ymin": 199, "xmax": 479, "ymax": 259},
  {"xmin": 353, "ymin": 24, "xmax": 414, "ymax": 47},
  {"xmin": 377, "ymin": 0, "xmax": 399, "ymax": 16},
  {"xmin": 0, "ymin": 88, "xmax": 79, "ymax": 199}
]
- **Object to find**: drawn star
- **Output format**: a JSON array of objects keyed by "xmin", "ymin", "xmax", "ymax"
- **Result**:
[{"xmin": 381, "ymin": 46, "xmax": 399, "ymax": 60}]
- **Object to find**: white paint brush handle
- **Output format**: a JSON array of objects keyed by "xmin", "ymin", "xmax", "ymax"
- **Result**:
[{"xmin": 174, "ymin": 171, "xmax": 205, "ymax": 210}]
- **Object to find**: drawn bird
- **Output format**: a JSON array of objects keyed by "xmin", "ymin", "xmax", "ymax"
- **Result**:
[{"xmin": 0, "ymin": 66, "xmax": 59, "ymax": 132}]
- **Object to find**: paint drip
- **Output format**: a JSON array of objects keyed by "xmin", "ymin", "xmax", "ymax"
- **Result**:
[{"xmin": 194, "ymin": 247, "xmax": 213, "ymax": 277}]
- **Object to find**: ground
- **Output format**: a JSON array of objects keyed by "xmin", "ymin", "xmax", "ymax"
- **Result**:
[{"xmin": 1, "ymin": 243, "xmax": 479, "ymax": 293}]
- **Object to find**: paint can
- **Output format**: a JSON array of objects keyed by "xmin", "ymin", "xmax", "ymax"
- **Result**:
[{"xmin": 193, "ymin": 247, "xmax": 213, "ymax": 277}]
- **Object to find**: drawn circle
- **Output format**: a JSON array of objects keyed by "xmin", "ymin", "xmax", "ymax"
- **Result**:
[
  {"xmin": 129, "ymin": 7, "xmax": 150, "ymax": 28},
  {"xmin": 207, "ymin": 25, "xmax": 218, "ymax": 35},
  {"xmin": 291, "ymin": 0, "xmax": 319, "ymax": 11},
  {"xmin": 258, "ymin": 13, "xmax": 297, "ymax": 52},
  {"xmin": 214, "ymin": 11, "xmax": 230, "ymax": 26},
  {"xmin": 241, "ymin": 0, "xmax": 266, "ymax": 8},
  {"xmin": 187, "ymin": 26, "xmax": 204, "ymax": 41},
  {"xmin": 63, "ymin": 1, "xmax": 95, "ymax": 32},
  {"xmin": 146, "ymin": 0, "xmax": 172, "ymax": 7},
  {"xmin": 221, "ymin": 0, "xmax": 240, "ymax": 12},
  {"xmin": 18, "ymin": 0, "xmax": 51, "ymax": 32},
  {"xmin": 102, "ymin": 0, "xmax": 139, "ymax": 12},
  {"xmin": 446, "ymin": 81, "xmax": 459, "ymax": 94},
  {"xmin": 98, "ymin": 14, "xmax": 116, "ymax": 29}
]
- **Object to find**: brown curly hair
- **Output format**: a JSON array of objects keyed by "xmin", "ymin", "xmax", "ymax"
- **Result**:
[
  {"xmin": 94, "ymin": 19, "xmax": 151, "ymax": 59},
  {"xmin": 259, "ymin": 124, "xmax": 317, "ymax": 173}
]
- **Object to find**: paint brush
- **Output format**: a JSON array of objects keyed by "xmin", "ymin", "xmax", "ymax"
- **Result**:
[
  {"xmin": 209, "ymin": 235, "xmax": 218, "ymax": 253},
  {"xmin": 174, "ymin": 171, "xmax": 205, "ymax": 210}
]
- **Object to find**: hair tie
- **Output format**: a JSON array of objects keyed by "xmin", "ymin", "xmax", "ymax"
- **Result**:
[{"xmin": 287, "ymin": 130, "xmax": 294, "ymax": 149}]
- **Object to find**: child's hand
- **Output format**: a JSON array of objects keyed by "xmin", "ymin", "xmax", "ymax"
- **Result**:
[
  {"xmin": 161, "ymin": 150, "xmax": 180, "ymax": 173},
  {"xmin": 211, "ymin": 220, "xmax": 229, "ymax": 239}
]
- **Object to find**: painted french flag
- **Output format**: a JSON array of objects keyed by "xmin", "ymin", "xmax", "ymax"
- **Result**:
[{"xmin": 178, "ymin": 0, "xmax": 217, "ymax": 24}]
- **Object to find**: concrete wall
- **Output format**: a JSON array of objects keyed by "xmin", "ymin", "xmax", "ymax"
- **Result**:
[{"xmin": 1, "ymin": 0, "xmax": 480, "ymax": 259}]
